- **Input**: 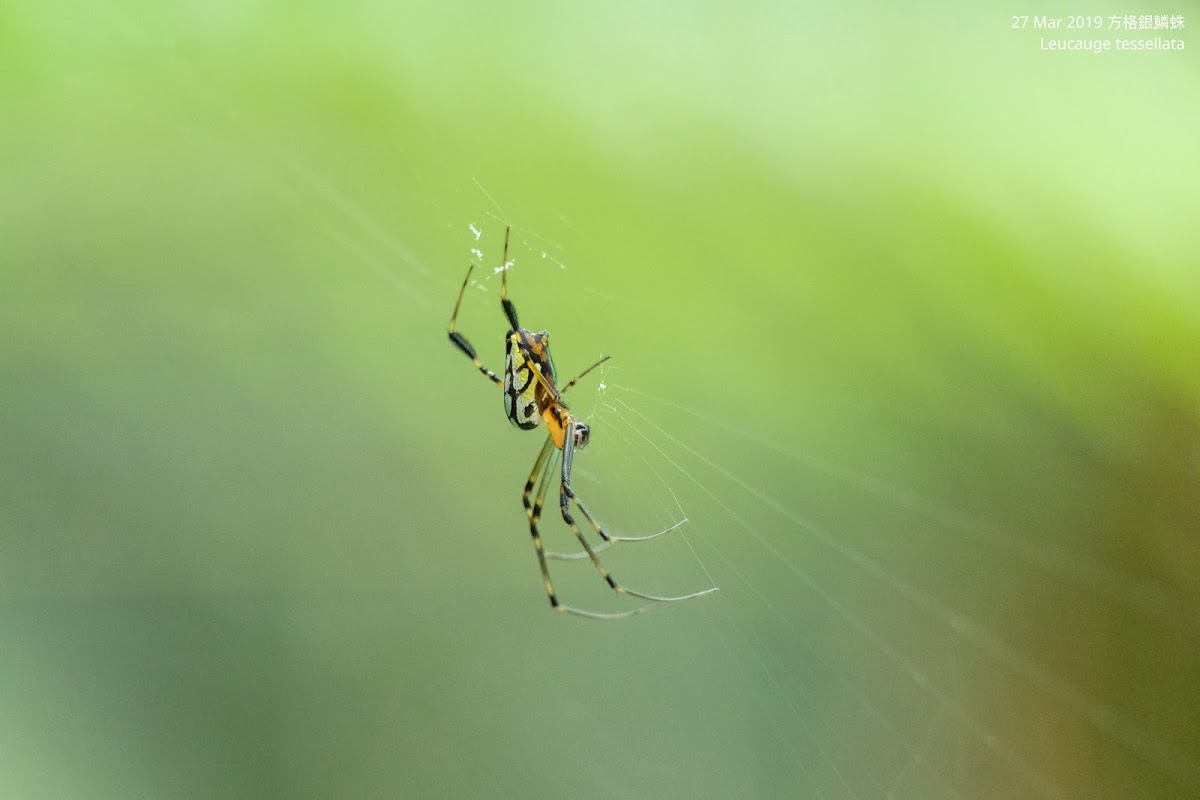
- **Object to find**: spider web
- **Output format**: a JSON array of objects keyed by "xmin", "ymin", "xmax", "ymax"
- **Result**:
[
  {"xmin": 582, "ymin": 381, "xmax": 1200, "ymax": 799},
  {"xmin": 319, "ymin": 190, "xmax": 1200, "ymax": 796},
  {"xmin": 372, "ymin": 213, "xmax": 1198, "ymax": 798},
  {"xmin": 4, "ymin": 5, "xmax": 1198, "ymax": 800}
]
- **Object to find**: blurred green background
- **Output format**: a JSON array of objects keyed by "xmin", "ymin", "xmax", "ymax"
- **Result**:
[{"xmin": 3, "ymin": 1, "xmax": 1198, "ymax": 798}]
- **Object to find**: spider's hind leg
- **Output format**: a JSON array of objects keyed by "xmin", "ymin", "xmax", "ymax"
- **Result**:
[
  {"xmin": 448, "ymin": 265, "xmax": 502, "ymax": 386},
  {"xmin": 498, "ymin": 226, "xmax": 520, "ymax": 331}
]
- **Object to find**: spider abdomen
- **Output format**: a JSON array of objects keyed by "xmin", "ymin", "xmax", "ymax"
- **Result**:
[{"xmin": 504, "ymin": 328, "xmax": 559, "ymax": 434}]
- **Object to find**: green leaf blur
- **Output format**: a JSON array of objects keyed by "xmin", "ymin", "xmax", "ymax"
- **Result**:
[{"xmin": 2, "ymin": 2, "xmax": 1198, "ymax": 798}]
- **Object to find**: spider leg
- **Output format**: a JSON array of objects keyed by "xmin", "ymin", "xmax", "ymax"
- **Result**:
[
  {"xmin": 448, "ymin": 265, "xmax": 502, "ymax": 386},
  {"xmin": 523, "ymin": 435, "xmax": 660, "ymax": 620},
  {"xmin": 499, "ymin": 226, "xmax": 520, "ymax": 330},
  {"xmin": 559, "ymin": 425, "xmax": 719, "ymax": 605},
  {"xmin": 546, "ymin": 518, "xmax": 689, "ymax": 561},
  {"xmin": 522, "ymin": 436, "xmax": 558, "ymax": 604},
  {"xmin": 559, "ymin": 354, "xmax": 611, "ymax": 395}
]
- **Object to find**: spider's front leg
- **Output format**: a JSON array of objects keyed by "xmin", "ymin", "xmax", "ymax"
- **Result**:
[
  {"xmin": 558, "ymin": 419, "xmax": 613, "ymax": 545},
  {"xmin": 558, "ymin": 419, "xmax": 720, "ymax": 606},
  {"xmin": 557, "ymin": 420, "xmax": 621, "ymax": 593}
]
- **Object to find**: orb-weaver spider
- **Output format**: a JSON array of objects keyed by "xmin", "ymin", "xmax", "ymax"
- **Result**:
[{"xmin": 447, "ymin": 227, "xmax": 717, "ymax": 619}]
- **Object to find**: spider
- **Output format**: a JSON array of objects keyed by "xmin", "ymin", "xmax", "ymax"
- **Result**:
[{"xmin": 447, "ymin": 227, "xmax": 717, "ymax": 619}]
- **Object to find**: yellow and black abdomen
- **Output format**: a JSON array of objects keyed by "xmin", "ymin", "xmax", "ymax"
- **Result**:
[
  {"xmin": 504, "ymin": 329, "xmax": 554, "ymax": 430},
  {"xmin": 504, "ymin": 328, "xmax": 570, "ymax": 449}
]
